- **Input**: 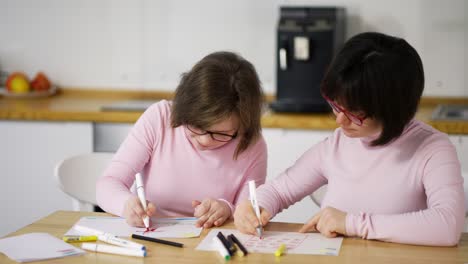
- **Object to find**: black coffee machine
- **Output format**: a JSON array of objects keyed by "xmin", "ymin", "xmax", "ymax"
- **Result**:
[{"xmin": 270, "ymin": 7, "xmax": 345, "ymax": 113}]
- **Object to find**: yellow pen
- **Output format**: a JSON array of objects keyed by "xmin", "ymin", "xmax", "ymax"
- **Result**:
[
  {"xmin": 274, "ymin": 244, "xmax": 286, "ymax": 257},
  {"xmin": 63, "ymin": 235, "xmax": 98, "ymax": 242}
]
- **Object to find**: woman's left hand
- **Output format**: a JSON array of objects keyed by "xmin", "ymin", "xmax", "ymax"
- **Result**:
[
  {"xmin": 192, "ymin": 198, "xmax": 232, "ymax": 228},
  {"xmin": 299, "ymin": 206, "xmax": 347, "ymax": 238}
]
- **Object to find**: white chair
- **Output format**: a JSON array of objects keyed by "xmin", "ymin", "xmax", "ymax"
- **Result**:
[
  {"xmin": 310, "ymin": 184, "xmax": 328, "ymax": 208},
  {"xmin": 55, "ymin": 152, "xmax": 114, "ymax": 212}
]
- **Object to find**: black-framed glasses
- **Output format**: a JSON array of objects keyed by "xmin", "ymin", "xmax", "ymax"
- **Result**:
[
  {"xmin": 322, "ymin": 94, "xmax": 367, "ymax": 126},
  {"xmin": 186, "ymin": 125, "xmax": 238, "ymax": 142}
]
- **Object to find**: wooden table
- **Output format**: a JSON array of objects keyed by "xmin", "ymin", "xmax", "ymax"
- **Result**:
[{"xmin": 1, "ymin": 211, "xmax": 468, "ymax": 263}]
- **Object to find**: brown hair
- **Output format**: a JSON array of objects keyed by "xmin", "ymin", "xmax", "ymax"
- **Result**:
[{"xmin": 171, "ymin": 51, "xmax": 264, "ymax": 159}]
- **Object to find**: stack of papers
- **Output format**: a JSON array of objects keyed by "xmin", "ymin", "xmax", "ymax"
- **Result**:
[{"xmin": 0, "ymin": 233, "xmax": 85, "ymax": 262}]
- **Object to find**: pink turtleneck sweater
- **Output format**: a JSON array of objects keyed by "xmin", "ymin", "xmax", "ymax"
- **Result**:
[
  {"xmin": 96, "ymin": 100, "xmax": 267, "ymax": 218},
  {"xmin": 256, "ymin": 119, "xmax": 465, "ymax": 246}
]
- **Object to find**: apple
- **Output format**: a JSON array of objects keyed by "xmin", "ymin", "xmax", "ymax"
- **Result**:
[
  {"xmin": 31, "ymin": 72, "xmax": 51, "ymax": 91},
  {"xmin": 6, "ymin": 72, "xmax": 30, "ymax": 93}
]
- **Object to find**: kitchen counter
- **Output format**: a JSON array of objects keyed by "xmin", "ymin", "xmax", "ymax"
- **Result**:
[{"xmin": 0, "ymin": 88, "xmax": 467, "ymax": 134}]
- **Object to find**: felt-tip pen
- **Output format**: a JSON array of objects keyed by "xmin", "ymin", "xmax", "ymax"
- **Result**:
[
  {"xmin": 227, "ymin": 234, "xmax": 248, "ymax": 256},
  {"xmin": 248, "ymin": 180, "xmax": 264, "ymax": 238},
  {"xmin": 135, "ymin": 173, "xmax": 150, "ymax": 228},
  {"xmin": 82, "ymin": 243, "xmax": 146, "ymax": 257},
  {"xmin": 74, "ymin": 225, "xmax": 145, "ymax": 250},
  {"xmin": 217, "ymin": 232, "xmax": 234, "ymax": 256},
  {"xmin": 63, "ymin": 235, "xmax": 98, "ymax": 242},
  {"xmin": 212, "ymin": 236, "xmax": 231, "ymax": 260},
  {"xmin": 274, "ymin": 243, "xmax": 286, "ymax": 257},
  {"xmin": 131, "ymin": 234, "xmax": 184, "ymax": 248}
]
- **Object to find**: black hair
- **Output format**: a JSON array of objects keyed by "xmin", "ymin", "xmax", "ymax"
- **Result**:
[{"xmin": 321, "ymin": 32, "xmax": 424, "ymax": 146}]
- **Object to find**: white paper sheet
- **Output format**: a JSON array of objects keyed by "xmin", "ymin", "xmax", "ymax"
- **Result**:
[
  {"xmin": 65, "ymin": 216, "xmax": 202, "ymax": 238},
  {"xmin": 0, "ymin": 233, "xmax": 85, "ymax": 262},
  {"xmin": 196, "ymin": 228, "xmax": 343, "ymax": 256}
]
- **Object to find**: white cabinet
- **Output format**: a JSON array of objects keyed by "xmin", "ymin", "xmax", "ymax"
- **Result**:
[
  {"xmin": 93, "ymin": 123, "xmax": 132, "ymax": 152},
  {"xmin": 449, "ymin": 135, "xmax": 468, "ymax": 215},
  {"xmin": 0, "ymin": 121, "xmax": 93, "ymax": 237},
  {"xmin": 262, "ymin": 128, "xmax": 332, "ymax": 223},
  {"xmin": 449, "ymin": 135, "xmax": 468, "ymax": 173}
]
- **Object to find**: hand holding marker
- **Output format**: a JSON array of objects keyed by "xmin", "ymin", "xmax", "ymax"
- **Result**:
[{"xmin": 135, "ymin": 173, "xmax": 150, "ymax": 229}]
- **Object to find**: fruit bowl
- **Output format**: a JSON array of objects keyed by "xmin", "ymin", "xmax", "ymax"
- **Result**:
[{"xmin": 0, "ymin": 85, "xmax": 57, "ymax": 98}]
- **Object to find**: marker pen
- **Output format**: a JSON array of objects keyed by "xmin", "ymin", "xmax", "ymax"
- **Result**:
[
  {"xmin": 63, "ymin": 235, "xmax": 98, "ymax": 242},
  {"xmin": 216, "ymin": 232, "xmax": 234, "ymax": 256},
  {"xmin": 135, "ymin": 173, "xmax": 150, "ymax": 228},
  {"xmin": 74, "ymin": 225, "xmax": 145, "ymax": 250},
  {"xmin": 249, "ymin": 180, "xmax": 264, "ymax": 238},
  {"xmin": 274, "ymin": 243, "xmax": 286, "ymax": 257},
  {"xmin": 212, "ymin": 236, "xmax": 231, "ymax": 260},
  {"xmin": 228, "ymin": 234, "xmax": 248, "ymax": 256},
  {"xmin": 131, "ymin": 234, "xmax": 184, "ymax": 248},
  {"xmin": 82, "ymin": 243, "xmax": 146, "ymax": 257}
]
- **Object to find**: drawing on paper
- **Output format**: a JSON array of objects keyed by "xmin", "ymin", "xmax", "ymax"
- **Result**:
[
  {"xmin": 243, "ymin": 233, "xmax": 307, "ymax": 252},
  {"xmin": 196, "ymin": 228, "xmax": 343, "ymax": 256}
]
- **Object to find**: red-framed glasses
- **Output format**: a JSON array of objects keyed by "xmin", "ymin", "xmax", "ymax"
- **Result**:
[{"xmin": 322, "ymin": 94, "xmax": 366, "ymax": 126}]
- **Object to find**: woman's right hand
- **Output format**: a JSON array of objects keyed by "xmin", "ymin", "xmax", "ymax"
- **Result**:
[
  {"xmin": 234, "ymin": 200, "xmax": 271, "ymax": 235},
  {"xmin": 123, "ymin": 196, "xmax": 156, "ymax": 227}
]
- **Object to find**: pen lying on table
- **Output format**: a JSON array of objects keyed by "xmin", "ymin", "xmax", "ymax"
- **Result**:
[
  {"xmin": 131, "ymin": 234, "xmax": 184, "ymax": 248},
  {"xmin": 82, "ymin": 243, "xmax": 146, "ymax": 257},
  {"xmin": 74, "ymin": 225, "xmax": 146, "ymax": 250},
  {"xmin": 63, "ymin": 235, "xmax": 98, "ymax": 242},
  {"xmin": 227, "ymin": 234, "xmax": 248, "ymax": 256}
]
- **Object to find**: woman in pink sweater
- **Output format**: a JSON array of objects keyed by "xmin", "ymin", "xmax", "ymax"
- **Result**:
[
  {"xmin": 96, "ymin": 51, "xmax": 267, "ymax": 229},
  {"xmin": 234, "ymin": 32, "xmax": 465, "ymax": 246}
]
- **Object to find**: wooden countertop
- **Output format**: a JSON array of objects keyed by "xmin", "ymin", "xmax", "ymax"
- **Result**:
[{"xmin": 0, "ymin": 88, "xmax": 467, "ymax": 134}]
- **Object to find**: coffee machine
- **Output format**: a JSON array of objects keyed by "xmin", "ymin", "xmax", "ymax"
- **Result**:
[{"xmin": 270, "ymin": 7, "xmax": 345, "ymax": 113}]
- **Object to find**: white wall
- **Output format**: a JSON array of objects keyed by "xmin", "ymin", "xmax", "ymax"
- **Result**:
[{"xmin": 0, "ymin": 0, "xmax": 466, "ymax": 96}]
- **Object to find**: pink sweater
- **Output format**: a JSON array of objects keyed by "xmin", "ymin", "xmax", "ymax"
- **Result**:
[
  {"xmin": 96, "ymin": 100, "xmax": 267, "ymax": 218},
  {"xmin": 256, "ymin": 120, "xmax": 465, "ymax": 246}
]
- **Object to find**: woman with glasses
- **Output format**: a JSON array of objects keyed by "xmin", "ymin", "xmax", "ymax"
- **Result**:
[
  {"xmin": 97, "ymin": 51, "xmax": 267, "ymax": 229},
  {"xmin": 234, "ymin": 32, "xmax": 465, "ymax": 246}
]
